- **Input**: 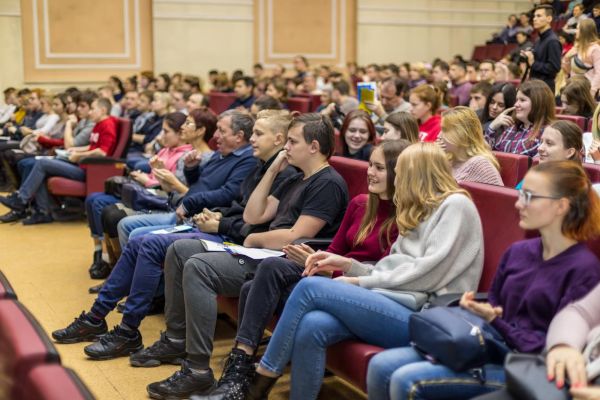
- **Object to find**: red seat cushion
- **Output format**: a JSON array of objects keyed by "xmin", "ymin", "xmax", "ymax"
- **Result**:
[
  {"xmin": 326, "ymin": 341, "xmax": 384, "ymax": 392},
  {"xmin": 0, "ymin": 300, "xmax": 60, "ymax": 396},
  {"xmin": 556, "ymin": 114, "xmax": 587, "ymax": 130},
  {"xmin": 493, "ymin": 151, "xmax": 530, "ymax": 187},
  {"xmin": 47, "ymin": 177, "xmax": 86, "ymax": 197},
  {"xmin": 208, "ymin": 93, "xmax": 237, "ymax": 115},
  {"xmin": 584, "ymin": 163, "xmax": 600, "ymax": 183},
  {"xmin": 329, "ymin": 156, "xmax": 369, "ymax": 199},
  {"xmin": 460, "ymin": 181, "xmax": 527, "ymax": 291},
  {"xmin": 21, "ymin": 365, "xmax": 94, "ymax": 400},
  {"xmin": 287, "ymin": 98, "xmax": 312, "ymax": 113}
]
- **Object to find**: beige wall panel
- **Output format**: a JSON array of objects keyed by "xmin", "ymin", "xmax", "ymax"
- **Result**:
[
  {"xmin": 47, "ymin": 0, "xmax": 125, "ymax": 54},
  {"xmin": 20, "ymin": 0, "xmax": 153, "ymax": 83},
  {"xmin": 254, "ymin": 0, "xmax": 356, "ymax": 67}
]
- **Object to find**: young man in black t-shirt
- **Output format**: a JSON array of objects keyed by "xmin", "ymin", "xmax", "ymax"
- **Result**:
[{"xmin": 142, "ymin": 114, "xmax": 349, "ymax": 400}]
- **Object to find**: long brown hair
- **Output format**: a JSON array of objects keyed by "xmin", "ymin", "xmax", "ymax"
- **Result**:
[
  {"xmin": 532, "ymin": 161, "xmax": 600, "ymax": 241},
  {"xmin": 517, "ymin": 80, "xmax": 555, "ymax": 141},
  {"xmin": 354, "ymin": 140, "xmax": 411, "ymax": 249},
  {"xmin": 385, "ymin": 112, "xmax": 419, "ymax": 143},
  {"xmin": 394, "ymin": 143, "xmax": 469, "ymax": 236},
  {"xmin": 577, "ymin": 18, "xmax": 600, "ymax": 56},
  {"xmin": 340, "ymin": 110, "xmax": 376, "ymax": 155}
]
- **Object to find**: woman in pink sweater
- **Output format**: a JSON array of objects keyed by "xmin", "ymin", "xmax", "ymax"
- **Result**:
[{"xmin": 437, "ymin": 106, "xmax": 504, "ymax": 186}]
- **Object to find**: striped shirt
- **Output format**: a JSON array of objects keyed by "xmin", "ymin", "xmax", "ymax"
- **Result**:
[
  {"xmin": 485, "ymin": 123, "xmax": 543, "ymax": 157},
  {"xmin": 452, "ymin": 155, "xmax": 504, "ymax": 186}
]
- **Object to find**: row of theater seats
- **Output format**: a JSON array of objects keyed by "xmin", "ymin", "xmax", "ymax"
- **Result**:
[
  {"xmin": 216, "ymin": 154, "xmax": 600, "ymax": 394},
  {"xmin": 471, "ymin": 43, "xmax": 519, "ymax": 62},
  {"xmin": 0, "ymin": 271, "xmax": 95, "ymax": 399}
]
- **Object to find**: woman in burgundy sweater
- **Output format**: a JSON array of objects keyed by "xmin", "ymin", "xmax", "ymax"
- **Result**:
[{"xmin": 200, "ymin": 139, "xmax": 411, "ymax": 399}]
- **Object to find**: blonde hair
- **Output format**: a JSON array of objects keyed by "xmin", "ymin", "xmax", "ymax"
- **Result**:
[
  {"xmin": 441, "ymin": 107, "xmax": 500, "ymax": 170},
  {"xmin": 577, "ymin": 19, "xmax": 600, "ymax": 56},
  {"xmin": 154, "ymin": 91, "xmax": 173, "ymax": 111},
  {"xmin": 256, "ymin": 109, "xmax": 293, "ymax": 138},
  {"xmin": 394, "ymin": 143, "xmax": 469, "ymax": 236}
]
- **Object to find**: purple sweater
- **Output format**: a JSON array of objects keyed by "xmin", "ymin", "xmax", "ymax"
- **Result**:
[{"xmin": 488, "ymin": 238, "xmax": 600, "ymax": 353}]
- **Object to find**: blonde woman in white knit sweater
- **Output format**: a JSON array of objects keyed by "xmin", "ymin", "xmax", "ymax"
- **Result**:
[
  {"xmin": 437, "ymin": 106, "xmax": 504, "ymax": 186},
  {"xmin": 242, "ymin": 143, "xmax": 484, "ymax": 400}
]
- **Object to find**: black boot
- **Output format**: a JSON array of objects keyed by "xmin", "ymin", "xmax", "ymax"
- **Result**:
[
  {"xmin": 246, "ymin": 373, "xmax": 278, "ymax": 400},
  {"xmin": 191, "ymin": 348, "xmax": 255, "ymax": 400},
  {"xmin": 89, "ymin": 250, "xmax": 111, "ymax": 279},
  {"xmin": 88, "ymin": 250, "xmax": 102, "ymax": 273}
]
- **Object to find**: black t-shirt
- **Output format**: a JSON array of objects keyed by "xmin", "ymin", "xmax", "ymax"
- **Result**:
[{"xmin": 269, "ymin": 166, "xmax": 349, "ymax": 238}]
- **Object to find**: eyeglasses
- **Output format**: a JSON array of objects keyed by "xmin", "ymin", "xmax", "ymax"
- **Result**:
[{"xmin": 517, "ymin": 189, "xmax": 560, "ymax": 206}]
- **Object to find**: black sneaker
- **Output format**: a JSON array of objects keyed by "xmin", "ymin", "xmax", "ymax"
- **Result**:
[
  {"xmin": 147, "ymin": 361, "xmax": 216, "ymax": 399},
  {"xmin": 0, "ymin": 210, "xmax": 27, "ymax": 223},
  {"xmin": 0, "ymin": 192, "xmax": 26, "ymax": 212},
  {"xmin": 130, "ymin": 331, "xmax": 186, "ymax": 367},
  {"xmin": 89, "ymin": 260, "xmax": 111, "ymax": 280},
  {"xmin": 22, "ymin": 212, "xmax": 53, "ymax": 225},
  {"xmin": 83, "ymin": 325, "xmax": 143, "ymax": 360},
  {"xmin": 88, "ymin": 282, "xmax": 104, "ymax": 294},
  {"xmin": 191, "ymin": 348, "xmax": 255, "ymax": 400},
  {"xmin": 52, "ymin": 312, "xmax": 108, "ymax": 344}
]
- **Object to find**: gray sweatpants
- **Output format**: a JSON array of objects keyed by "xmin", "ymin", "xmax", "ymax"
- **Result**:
[{"xmin": 163, "ymin": 239, "xmax": 259, "ymax": 369}]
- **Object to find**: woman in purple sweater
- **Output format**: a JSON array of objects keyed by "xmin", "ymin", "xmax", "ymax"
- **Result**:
[{"xmin": 367, "ymin": 160, "xmax": 600, "ymax": 400}]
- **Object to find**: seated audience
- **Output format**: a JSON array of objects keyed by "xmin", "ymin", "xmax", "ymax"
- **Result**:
[
  {"xmin": 505, "ymin": 31, "xmax": 534, "ymax": 63},
  {"xmin": 469, "ymin": 81, "xmax": 494, "ymax": 117},
  {"xmin": 340, "ymin": 110, "xmax": 375, "ymax": 161},
  {"xmin": 410, "ymin": 84, "xmax": 442, "ymax": 142},
  {"xmin": 560, "ymin": 78, "xmax": 596, "ymax": 118},
  {"xmin": 366, "ymin": 78, "xmax": 412, "ymax": 126},
  {"xmin": 437, "ymin": 107, "xmax": 503, "ymax": 185},
  {"xmin": 564, "ymin": 18, "xmax": 600, "ymax": 98},
  {"xmin": 156, "ymin": 73, "xmax": 171, "ymax": 92},
  {"xmin": 195, "ymin": 140, "xmax": 409, "ymax": 399},
  {"xmin": 449, "ymin": 60, "xmax": 474, "ymax": 106},
  {"xmin": 265, "ymin": 80, "xmax": 288, "ymax": 104},
  {"xmin": 480, "ymin": 83, "xmax": 517, "ymax": 132},
  {"xmin": 478, "ymin": 60, "xmax": 496, "ymax": 84},
  {"xmin": 0, "ymin": 87, "xmax": 17, "ymax": 127},
  {"xmin": 485, "ymin": 79, "xmax": 555, "ymax": 157},
  {"xmin": 0, "ymin": 98, "xmax": 117, "ymax": 224},
  {"xmin": 408, "ymin": 63, "xmax": 427, "ymax": 88},
  {"xmin": 142, "ymin": 113, "xmax": 349, "ymax": 399},
  {"xmin": 228, "ymin": 76, "xmax": 256, "ymax": 110},
  {"xmin": 431, "ymin": 61, "xmax": 450, "ymax": 84},
  {"xmin": 108, "ymin": 76, "xmax": 124, "ymax": 103},
  {"xmin": 368, "ymin": 160, "xmax": 600, "ymax": 400},
  {"xmin": 330, "ymin": 80, "xmax": 359, "ymax": 115},
  {"xmin": 381, "ymin": 112, "xmax": 419, "ymax": 143},
  {"xmin": 249, "ymin": 95, "xmax": 282, "ymax": 117},
  {"xmin": 242, "ymin": 143, "xmax": 484, "ymax": 400},
  {"xmin": 564, "ymin": 3, "xmax": 588, "ymax": 36}
]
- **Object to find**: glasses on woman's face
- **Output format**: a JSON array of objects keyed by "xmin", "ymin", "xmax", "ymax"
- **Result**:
[{"xmin": 518, "ymin": 189, "xmax": 560, "ymax": 207}]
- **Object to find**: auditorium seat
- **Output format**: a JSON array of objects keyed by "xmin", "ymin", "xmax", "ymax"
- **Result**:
[
  {"xmin": 294, "ymin": 93, "xmax": 322, "ymax": 112},
  {"xmin": 584, "ymin": 163, "xmax": 600, "ymax": 183},
  {"xmin": 329, "ymin": 156, "xmax": 369, "ymax": 199},
  {"xmin": 326, "ymin": 341, "xmax": 384, "ymax": 392},
  {"xmin": 334, "ymin": 129, "xmax": 344, "ymax": 156},
  {"xmin": 0, "ymin": 300, "xmax": 61, "ymax": 397},
  {"xmin": 459, "ymin": 181, "xmax": 527, "ymax": 291},
  {"xmin": 47, "ymin": 118, "xmax": 131, "ymax": 197},
  {"xmin": 587, "ymin": 118, "xmax": 594, "ymax": 132},
  {"xmin": 557, "ymin": 114, "xmax": 588, "ymax": 131},
  {"xmin": 492, "ymin": 151, "xmax": 530, "ymax": 187},
  {"xmin": 0, "ymin": 270, "xmax": 16, "ymax": 299},
  {"xmin": 287, "ymin": 97, "xmax": 312, "ymax": 113},
  {"xmin": 486, "ymin": 44, "xmax": 504, "ymax": 61},
  {"xmin": 208, "ymin": 92, "xmax": 236, "ymax": 115},
  {"xmin": 472, "ymin": 45, "xmax": 487, "ymax": 61},
  {"xmin": 21, "ymin": 365, "xmax": 95, "ymax": 400}
]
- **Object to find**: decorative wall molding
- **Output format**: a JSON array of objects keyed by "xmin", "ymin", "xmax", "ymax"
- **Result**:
[
  {"xmin": 153, "ymin": 0, "xmax": 252, "ymax": 5},
  {"xmin": 0, "ymin": 11, "xmax": 20, "ymax": 17},
  {"xmin": 153, "ymin": 12, "xmax": 252, "ymax": 21},
  {"xmin": 359, "ymin": 5, "xmax": 525, "ymax": 16},
  {"xmin": 358, "ymin": 18, "xmax": 502, "ymax": 29}
]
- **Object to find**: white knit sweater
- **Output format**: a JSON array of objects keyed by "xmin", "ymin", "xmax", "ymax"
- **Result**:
[{"xmin": 347, "ymin": 193, "xmax": 484, "ymax": 294}]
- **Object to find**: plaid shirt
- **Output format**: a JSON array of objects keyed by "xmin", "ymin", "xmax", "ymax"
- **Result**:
[{"xmin": 485, "ymin": 124, "xmax": 542, "ymax": 157}]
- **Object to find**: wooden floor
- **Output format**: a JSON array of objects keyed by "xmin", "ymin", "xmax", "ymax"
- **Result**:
[{"xmin": 0, "ymin": 199, "xmax": 365, "ymax": 400}]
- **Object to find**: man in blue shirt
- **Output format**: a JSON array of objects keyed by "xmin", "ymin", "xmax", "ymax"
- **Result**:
[
  {"xmin": 115, "ymin": 110, "xmax": 257, "ymax": 245},
  {"xmin": 227, "ymin": 77, "xmax": 256, "ymax": 111}
]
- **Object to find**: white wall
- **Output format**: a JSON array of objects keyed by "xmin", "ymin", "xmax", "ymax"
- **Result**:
[{"xmin": 0, "ymin": 0, "xmax": 532, "ymax": 91}]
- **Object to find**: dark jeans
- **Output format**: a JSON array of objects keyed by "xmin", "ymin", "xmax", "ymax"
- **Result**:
[
  {"xmin": 235, "ymin": 257, "xmax": 303, "ymax": 350},
  {"xmin": 85, "ymin": 192, "xmax": 120, "ymax": 238},
  {"xmin": 163, "ymin": 239, "xmax": 259, "ymax": 369},
  {"xmin": 91, "ymin": 230, "xmax": 223, "ymax": 329}
]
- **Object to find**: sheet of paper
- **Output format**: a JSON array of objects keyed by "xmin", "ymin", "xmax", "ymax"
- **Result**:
[{"xmin": 199, "ymin": 240, "xmax": 284, "ymax": 259}]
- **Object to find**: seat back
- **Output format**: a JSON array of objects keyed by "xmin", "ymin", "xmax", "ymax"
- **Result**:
[
  {"xmin": 208, "ymin": 92, "xmax": 236, "ymax": 115},
  {"xmin": 557, "ymin": 114, "xmax": 588, "ymax": 131},
  {"xmin": 21, "ymin": 365, "xmax": 95, "ymax": 400},
  {"xmin": 584, "ymin": 163, "xmax": 600, "ymax": 183},
  {"xmin": 0, "ymin": 270, "xmax": 17, "ymax": 300},
  {"xmin": 492, "ymin": 151, "xmax": 530, "ymax": 187},
  {"xmin": 287, "ymin": 97, "xmax": 311, "ymax": 113},
  {"xmin": 460, "ymin": 181, "xmax": 527, "ymax": 291},
  {"xmin": 329, "ymin": 156, "xmax": 369, "ymax": 199},
  {"xmin": 294, "ymin": 93, "xmax": 322, "ymax": 112},
  {"xmin": 111, "ymin": 117, "xmax": 132, "ymax": 158},
  {"xmin": 472, "ymin": 45, "xmax": 487, "ymax": 61},
  {"xmin": 486, "ymin": 44, "xmax": 504, "ymax": 61},
  {"xmin": 0, "ymin": 299, "xmax": 60, "ymax": 396}
]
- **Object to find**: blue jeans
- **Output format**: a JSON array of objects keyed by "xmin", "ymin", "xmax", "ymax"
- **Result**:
[
  {"xmin": 367, "ymin": 347, "xmax": 506, "ymax": 400},
  {"xmin": 16, "ymin": 156, "xmax": 36, "ymax": 182},
  {"xmin": 85, "ymin": 192, "xmax": 120, "ymax": 238},
  {"xmin": 126, "ymin": 154, "xmax": 151, "ymax": 172},
  {"xmin": 91, "ymin": 229, "xmax": 224, "ymax": 328},
  {"xmin": 259, "ymin": 277, "xmax": 415, "ymax": 400},
  {"xmin": 19, "ymin": 158, "xmax": 85, "ymax": 214},
  {"xmin": 117, "ymin": 212, "xmax": 177, "ymax": 247}
]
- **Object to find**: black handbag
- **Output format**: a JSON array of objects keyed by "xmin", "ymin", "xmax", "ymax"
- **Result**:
[
  {"xmin": 504, "ymin": 353, "xmax": 569, "ymax": 400},
  {"xmin": 409, "ymin": 307, "xmax": 510, "ymax": 372},
  {"xmin": 104, "ymin": 176, "xmax": 132, "ymax": 198},
  {"xmin": 121, "ymin": 182, "xmax": 170, "ymax": 212}
]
